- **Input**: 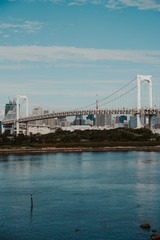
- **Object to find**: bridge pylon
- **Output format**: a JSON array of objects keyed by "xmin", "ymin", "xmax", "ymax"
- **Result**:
[
  {"xmin": 137, "ymin": 75, "xmax": 152, "ymax": 129},
  {"xmin": 16, "ymin": 95, "xmax": 28, "ymax": 135}
]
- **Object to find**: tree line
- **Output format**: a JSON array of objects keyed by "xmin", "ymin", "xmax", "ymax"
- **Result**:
[{"xmin": 0, "ymin": 128, "xmax": 160, "ymax": 148}]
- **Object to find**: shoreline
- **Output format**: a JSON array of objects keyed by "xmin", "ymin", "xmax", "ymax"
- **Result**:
[{"xmin": 1, "ymin": 145, "xmax": 160, "ymax": 154}]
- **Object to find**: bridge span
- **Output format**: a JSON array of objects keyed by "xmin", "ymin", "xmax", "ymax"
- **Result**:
[
  {"xmin": 2, "ymin": 107, "xmax": 160, "ymax": 125},
  {"xmin": 2, "ymin": 74, "xmax": 160, "ymax": 134}
]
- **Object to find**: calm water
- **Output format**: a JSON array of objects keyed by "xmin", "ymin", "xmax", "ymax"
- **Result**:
[{"xmin": 0, "ymin": 151, "xmax": 160, "ymax": 240}]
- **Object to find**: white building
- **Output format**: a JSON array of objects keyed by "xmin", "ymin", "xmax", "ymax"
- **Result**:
[
  {"xmin": 96, "ymin": 114, "xmax": 112, "ymax": 127},
  {"xmin": 31, "ymin": 107, "xmax": 43, "ymax": 126}
]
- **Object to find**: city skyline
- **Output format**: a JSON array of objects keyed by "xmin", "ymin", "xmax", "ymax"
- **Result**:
[{"xmin": 0, "ymin": 0, "xmax": 160, "ymax": 119}]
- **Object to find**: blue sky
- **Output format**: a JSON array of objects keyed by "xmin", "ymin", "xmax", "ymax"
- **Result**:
[{"xmin": 0, "ymin": 0, "xmax": 160, "ymax": 118}]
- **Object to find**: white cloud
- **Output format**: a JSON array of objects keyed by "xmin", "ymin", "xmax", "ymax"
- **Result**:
[
  {"xmin": 105, "ymin": 0, "xmax": 122, "ymax": 9},
  {"xmin": 50, "ymin": 0, "xmax": 65, "ymax": 3},
  {"xmin": 0, "ymin": 45, "xmax": 159, "ymax": 64},
  {"xmin": 105, "ymin": 0, "xmax": 160, "ymax": 11},
  {"xmin": 0, "ymin": 64, "xmax": 38, "ymax": 70},
  {"xmin": 68, "ymin": 0, "xmax": 160, "ymax": 11},
  {"xmin": 35, "ymin": 79, "xmax": 127, "ymax": 84},
  {"xmin": 0, "ymin": 81, "xmax": 106, "ymax": 97},
  {"xmin": 20, "ymin": 0, "xmax": 160, "ymax": 11},
  {"xmin": 68, "ymin": 0, "xmax": 105, "ymax": 6},
  {"xmin": 28, "ymin": 89, "xmax": 107, "ymax": 96},
  {"xmin": 68, "ymin": 0, "xmax": 88, "ymax": 6},
  {"xmin": 3, "ymin": 35, "xmax": 9, "ymax": 38},
  {"xmin": 0, "ymin": 20, "xmax": 45, "ymax": 34}
]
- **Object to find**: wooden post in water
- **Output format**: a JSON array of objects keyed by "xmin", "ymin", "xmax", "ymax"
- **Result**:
[{"xmin": 31, "ymin": 194, "xmax": 33, "ymax": 209}]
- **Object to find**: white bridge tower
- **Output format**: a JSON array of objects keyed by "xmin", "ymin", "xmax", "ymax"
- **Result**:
[
  {"xmin": 16, "ymin": 95, "xmax": 28, "ymax": 135},
  {"xmin": 137, "ymin": 75, "xmax": 152, "ymax": 129}
]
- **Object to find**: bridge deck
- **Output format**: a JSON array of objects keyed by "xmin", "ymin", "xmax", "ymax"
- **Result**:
[{"xmin": 2, "ymin": 108, "xmax": 160, "ymax": 125}]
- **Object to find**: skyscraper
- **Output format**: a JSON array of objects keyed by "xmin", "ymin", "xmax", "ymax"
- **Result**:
[
  {"xmin": 96, "ymin": 114, "xmax": 105, "ymax": 127},
  {"xmin": 5, "ymin": 100, "xmax": 16, "ymax": 119},
  {"xmin": 129, "ymin": 116, "xmax": 137, "ymax": 128},
  {"xmin": 5, "ymin": 100, "xmax": 16, "ymax": 116},
  {"xmin": 32, "ymin": 107, "xmax": 43, "ymax": 125},
  {"xmin": 96, "ymin": 114, "xmax": 112, "ymax": 127},
  {"xmin": 119, "ymin": 115, "xmax": 127, "ymax": 124},
  {"xmin": 73, "ymin": 115, "xmax": 85, "ymax": 125}
]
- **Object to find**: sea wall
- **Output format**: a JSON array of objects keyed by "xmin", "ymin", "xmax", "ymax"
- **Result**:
[{"xmin": 1, "ymin": 146, "xmax": 160, "ymax": 154}]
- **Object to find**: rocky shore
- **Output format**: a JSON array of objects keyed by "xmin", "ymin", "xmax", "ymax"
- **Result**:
[{"xmin": 1, "ymin": 145, "xmax": 160, "ymax": 154}]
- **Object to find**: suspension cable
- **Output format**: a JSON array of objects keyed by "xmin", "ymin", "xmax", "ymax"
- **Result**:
[
  {"xmin": 75, "ymin": 77, "xmax": 137, "ymax": 110},
  {"xmin": 99, "ymin": 79, "xmax": 145, "ymax": 108}
]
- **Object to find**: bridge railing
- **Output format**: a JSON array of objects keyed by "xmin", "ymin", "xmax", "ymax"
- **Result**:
[{"xmin": 3, "ymin": 107, "xmax": 159, "ymax": 125}]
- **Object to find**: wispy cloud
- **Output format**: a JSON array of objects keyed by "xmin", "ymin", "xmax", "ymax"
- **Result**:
[
  {"xmin": 19, "ymin": 0, "xmax": 160, "ymax": 11},
  {"xmin": 68, "ymin": 0, "xmax": 160, "ymax": 11},
  {"xmin": 105, "ymin": 0, "xmax": 160, "ymax": 11},
  {"xmin": 49, "ymin": 0, "xmax": 65, "ymax": 3},
  {"xmin": 35, "ymin": 79, "xmax": 127, "ymax": 84},
  {"xmin": 0, "ymin": 19, "xmax": 45, "ymax": 34},
  {"xmin": 69, "ymin": 0, "xmax": 160, "ymax": 10},
  {"xmin": 0, "ymin": 81, "xmax": 107, "ymax": 97},
  {"xmin": 0, "ymin": 64, "xmax": 38, "ymax": 70},
  {"xmin": 0, "ymin": 45, "xmax": 160, "ymax": 64},
  {"xmin": 3, "ymin": 35, "xmax": 9, "ymax": 38},
  {"xmin": 47, "ymin": 0, "xmax": 103, "ymax": 6}
]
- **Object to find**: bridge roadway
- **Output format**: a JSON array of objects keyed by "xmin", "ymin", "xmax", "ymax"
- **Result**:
[{"xmin": 2, "ymin": 108, "xmax": 160, "ymax": 125}]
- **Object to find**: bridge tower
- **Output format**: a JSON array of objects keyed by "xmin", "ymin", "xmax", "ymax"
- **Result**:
[
  {"xmin": 137, "ymin": 75, "xmax": 152, "ymax": 129},
  {"xmin": 16, "ymin": 95, "xmax": 29, "ymax": 135}
]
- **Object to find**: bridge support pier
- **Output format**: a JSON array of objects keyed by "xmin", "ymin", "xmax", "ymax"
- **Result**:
[
  {"xmin": 16, "ymin": 122, "xmax": 19, "ymax": 136},
  {"xmin": 26, "ymin": 122, "xmax": 29, "ymax": 136},
  {"xmin": 137, "ymin": 114, "xmax": 141, "ymax": 129},
  {"xmin": 16, "ymin": 96, "xmax": 20, "ymax": 136},
  {"xmin": 149, "ymin": 115, "xmax": 153, "ymax": 131}
]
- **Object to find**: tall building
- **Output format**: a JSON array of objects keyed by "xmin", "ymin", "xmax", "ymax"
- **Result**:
[
  {"xmin": 48, "ymin": 118, "xmax": 57, "ymax": 127},
  {"xmin": 5, "ymin": 100, "xmax": 16, "ymax": 116},
  {"xmin": 48, "ymin": 117, "xmax": 69, "ymax": 128},
  {"xmin": 3, "ymin": 100, "xmax": 17, "ymax": 134},
  {"xmin": 86, "ymin": 114, "xmax": 95, "ymax": 125},
  {"xmin": 96, "ymin": 114, "xmax": 112, "ymax": 127},
  {"xmin": 86, "ymin": 118, "xmax": 94, "ymax": 126},
  {"xmin": 156, "ymin": 115, "xmax": 160, "ymax": 128},
  {"xmin": 129, "ymin": 116, "xmax": 137, "ymax": 128},
  {"xmin": 32, "ymin": 107, "xmax": 43, "ymax": 125},
  {"xmin": 73, "ymin": 115, "xmax": 85, "ymax": 125},
  {"xmin": 152, "ymin": 116, "xmax": 157, "ymax": 128},
  {"xmin": 60, "ymin": 118, "xmax": 68, "ymax": 127},
  {"xmin": 119, "ymin": 115, "xmax": 127, "ymax": 124},
  {"xmin": 96, "ymin": 114, "xmax": 105, "ymax": 127},
  {"xmin": 105, "ymin": 114, "xmax": 112, "ymax": 127},
  {"xmin": 43, "ymin": 110, "xmax": 49, "ymax": 126},
  {"xmin": 4, "ymin": 100, "xmax": 16, "ymax": 120},
  {"xmin": 32, "ymin": 107, "xmax": 42, "ymax": 116}
]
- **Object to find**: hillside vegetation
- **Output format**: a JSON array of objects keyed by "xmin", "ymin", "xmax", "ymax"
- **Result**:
[{"xmin": 0, "ymin": 128, "xmax": 160, "ymax": 148}]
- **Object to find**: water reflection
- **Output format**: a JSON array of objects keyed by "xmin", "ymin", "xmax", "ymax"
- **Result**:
[
  {"xmin": 1, "ymin": 151, "xmax": 160, "ymax": 240},
  {"xmin": 31, "ymin": 204, "xmax": 33, "ymax": 217},
  {"xmin": 135, "ymin": 152, "xmax": 160, "ymax": 228}
]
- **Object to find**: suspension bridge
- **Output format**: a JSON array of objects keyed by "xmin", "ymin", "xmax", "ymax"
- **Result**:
[{"xmin": 2, "ymin": 74, "xmax": 160, "ymax": 135}]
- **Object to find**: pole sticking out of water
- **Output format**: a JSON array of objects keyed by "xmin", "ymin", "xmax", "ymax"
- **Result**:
[{"xmin": 31, "ymin": 194, "xmax": 33, "ymax": 209}]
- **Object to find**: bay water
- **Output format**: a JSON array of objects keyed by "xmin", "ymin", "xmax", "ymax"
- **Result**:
[{"xmin": 0, "ymin": 151, "xmax": 160, "ymax": 240}]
